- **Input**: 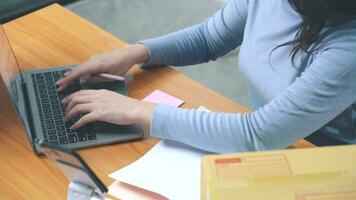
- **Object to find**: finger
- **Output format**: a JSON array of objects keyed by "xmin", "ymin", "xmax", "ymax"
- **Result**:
[
  {"xmin": 78, "ymin": 74, "xmax": 113, "ymax": 84},
  {"xmin": 65, "ymin": 103, "xmax": 93, "ymax": 122},
  {"xmin": 71, "ymin": 113, "xmax": 98, "ymax": 129},
  {"xmin": 66, "ymin": 95, "xmax": 94, "ymax": 111},
  {"xmin": 57, "ymin": 61, "xmax": 96, "ymax": 91},
  {"xmin": 78, "ymin": 74, "xmax": 92, "ymax": 84},
  {"xmin": 62, "ymin": 89, "xmax": 97, "ymax": 104},
  {"xmin": 56, "ymin": 69, "xmax": 83, "ymax": 91}
]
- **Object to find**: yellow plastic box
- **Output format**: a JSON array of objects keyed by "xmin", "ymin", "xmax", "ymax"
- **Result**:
[{"xmin": 201, "ymin": 145, "xmax": 356, "ymax": 200}]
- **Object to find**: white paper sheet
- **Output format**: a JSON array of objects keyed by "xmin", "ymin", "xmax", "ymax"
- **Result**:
[{"xmin": 108, "ymin": 140, "xmax": 209, "ymax": 200}]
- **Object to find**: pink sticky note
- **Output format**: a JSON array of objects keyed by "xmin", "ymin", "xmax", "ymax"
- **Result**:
[{"xmin": 142, "ymin": 90, "xmax": 184, "ymax": 107}]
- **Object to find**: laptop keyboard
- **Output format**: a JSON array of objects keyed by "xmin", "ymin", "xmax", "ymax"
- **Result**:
[{"xmin": 31, "ymin": 69, "xmax": 97, "ymax": 145}]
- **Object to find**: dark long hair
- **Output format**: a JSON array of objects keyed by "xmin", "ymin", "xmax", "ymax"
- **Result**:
[{"xmin": 276, "ymin": 0, "xmax": 356, "ymax": 66}]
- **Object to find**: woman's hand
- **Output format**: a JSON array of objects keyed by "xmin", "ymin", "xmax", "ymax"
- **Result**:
[
  {"xmin": 56, "ymin": 43, "xmax": 149, "ymax": 91},
  {"xmin": 62, "ymin": 89, "xmax": 156, "ymax": 130}
]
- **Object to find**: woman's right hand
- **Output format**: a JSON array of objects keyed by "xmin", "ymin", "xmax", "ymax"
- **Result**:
[{"xmin": 56, "ymin": 43, "xmax": 149, "ymax": 91}]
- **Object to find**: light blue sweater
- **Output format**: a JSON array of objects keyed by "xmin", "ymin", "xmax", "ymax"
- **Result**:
[{"xmin": 141, "ymin": 0, "xmax": 356, "ymax": 153}]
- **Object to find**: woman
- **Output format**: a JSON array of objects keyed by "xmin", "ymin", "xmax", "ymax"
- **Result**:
[{"xmin": 57, "ymin": 0, "xmax": 356, "ymax": 153}]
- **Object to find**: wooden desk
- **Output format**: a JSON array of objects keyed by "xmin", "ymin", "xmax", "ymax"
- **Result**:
[{"xmin": 0, "ymin": 4, "xmax": 314, "ymax": 199}]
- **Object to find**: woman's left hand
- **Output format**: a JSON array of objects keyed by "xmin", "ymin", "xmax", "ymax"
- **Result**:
[{"xmin": 62, "ymin": 89, "xmax": 156, "ymax": 130}]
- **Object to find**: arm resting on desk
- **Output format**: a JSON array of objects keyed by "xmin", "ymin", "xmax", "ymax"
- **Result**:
[{"xmin": 149, "ymin": 37, "xmax": 356, "ymax": 153}]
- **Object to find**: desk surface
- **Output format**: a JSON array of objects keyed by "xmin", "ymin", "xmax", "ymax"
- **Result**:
[{"xmin": 0, "ymin": 4, "xmax": 314, "ymax": 199}]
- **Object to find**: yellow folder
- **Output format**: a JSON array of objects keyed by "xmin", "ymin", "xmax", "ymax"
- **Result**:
[{"xmin": 201, "ymin": 145, "xmax": 356, "ymax": 200}]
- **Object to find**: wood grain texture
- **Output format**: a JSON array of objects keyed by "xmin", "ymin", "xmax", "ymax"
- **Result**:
[{"xmin": 0, "ymin": 4, "xmax": 314, "ymax": 200}]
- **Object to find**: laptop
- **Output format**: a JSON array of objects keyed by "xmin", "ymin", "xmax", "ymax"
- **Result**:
[{"xmin": 0, "ymin": 25, "xmax": 143, "ymax": 155}]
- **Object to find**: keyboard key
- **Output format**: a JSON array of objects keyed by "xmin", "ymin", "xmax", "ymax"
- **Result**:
[
  {"xmin": 46, "ymin": 124, "xmax": 55, "ymax": 130},
  {"xmin": 38, "ymin": 78, "xmax": 45, "ymax": 84},
  {"xmin": 50, "ymin": 99, "xmax": 59, "ymax": 106},
  {"xmin": 54, "ymin": 114, "xmax": 62, "ymax": 120},
  {"xmin": 49, "ymin": 140, "xmax": 59, "ymax": 145},
  {"xmin": 53, "ymin": 110, "xmax": 61, "ymax": 115},
  {"xmin": 44, "ymin": 72, "xmax": 52, "ymax": 78},
  {"xmin": 78, "ymin": 133, "xmax": 87, "ymax": 142},
  {"xmin": 56, "ymin": 125, "xmax": 65, "ymax": 131},
  {"xmin": 44, "ymin": 113, "xmax": 53, "ymax": 118},
  {"xmin": 49, "ymin": 135, "xmax": 58, "ymax": 141},
  {"xmin": 42, "ymin": 103, "xmax": 51, "ymax": 109},
  {"xmin": 36, "ymin": 73, "xmax": 44, "ymax": 79},
  {"xmin": 46, "ymin": 77, "xmax": 54, "ymax": 82},
  {"xmin": 52, "ymin": 105, "xmax": 60, "ymax": 110},
  {"xmin": 48, "ymin": 90, "xmax": 57, "ymax": 95},
  {"xmin": 47, "ymin": 86, "xmax": 55, "ymax": 91},
  {"xmin": 49, "ymin": 95, "xmax": 57, "ymax": 100},
  {"xmin": 45, "ymin": 119, "xmax": 54, "ymax": 124},
  {"xmin": 53, "ymin": 71, "xmax": 61, "ymax": 80},
  {"xmin": 59, "ymin": 137, "xmax": 69, "ymax": 144},
  {"xmin": 40, "ymin": 93, "xmax": 48, "ymax": 99},
  {"xmin": 68, "ymin": 134, "xmax": 78, "ymax": 144},
  {"xmin": 48, "ymin": 129, "xmax": 56, "ymax": 135},
  {"xmin": 39, "ymin": 89, "xmax": 46, "ymax": 94},
  {"xmin": 58, "ymin": 130, "xmax": 66, "ymax": 137},
  {"xmin": 88, "ymin": 134, "xmax": 96, "ymax": 141},
  {"xmin": 77, "ymin": 126, "xmax": 86, "ymax": 134},
  {"xmin": 38, "ymin": 84, "xmax": 46, "ymax": 89},
  {"xmin": 55, "ymin": 120, "xmax": 64, "ymax": 126},
  {"xmin": 43, "ymin": 108, "xmax": 51, "ymax": 114}
]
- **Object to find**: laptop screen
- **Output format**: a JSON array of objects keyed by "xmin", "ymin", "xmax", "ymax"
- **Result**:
[
  {"xmin": 0, "ymin": 25, "xmax": 21, "ymax": 91},
  {"xmin": 0, "ymin": 25, "xmax": 35, "ymax": 147}
]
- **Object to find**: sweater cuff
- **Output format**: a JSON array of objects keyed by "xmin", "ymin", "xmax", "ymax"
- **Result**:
[
  {"xmin": 137, "ymin": 40, "xmax": 166, "ymax": 68},
  {"xmin": 149, "ymin": 104, "xmax": 177, "ymax": 139}
]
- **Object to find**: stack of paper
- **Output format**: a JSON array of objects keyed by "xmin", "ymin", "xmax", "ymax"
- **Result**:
[{"xmin": 108, "ymin": 140, "xmax": 209, "ymax": 200}]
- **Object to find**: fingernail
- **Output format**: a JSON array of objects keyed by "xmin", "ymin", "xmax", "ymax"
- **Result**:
[
  {"xmin": 56, "ymin": 80, "xmax": 61, "ymax": 85},
  {"xmin": 64, "ymin": 72, "xmax": 69, "ymax": 76},
  {"xmin": 69, "ymin": 125, "xmax": 75, "ymax": 130},
  {"xmin": 61, "ymin": 98, "xmax": 66, "ymax": 104}
]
